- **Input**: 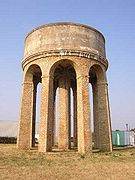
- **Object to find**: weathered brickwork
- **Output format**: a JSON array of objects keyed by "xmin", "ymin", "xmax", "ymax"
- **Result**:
[{"xmin": 17, "ymin": 22, "xmax": 112, "ymax": 154}]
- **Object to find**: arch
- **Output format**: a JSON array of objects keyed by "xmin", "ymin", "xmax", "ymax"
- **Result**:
[
  {"xmin": 89, "ymin": 63, "xmax": 112, "ymax": 150},
  {"xmin": 89, "ymin": 64, "xmax": 105, "ymax": 150},
  {"xmin": 20, "ymin": 64, "xmax": 42, "ymax": 148},
  {"xmin": 49, "ymin": 58, "xmax": 79, "ymax": 78},
  {"xmin": 24, "ymin": 64, "xmax": 42, "ymax": 83},
  {"xmin": 89, "ymin": 64, "xmax": 106, "ymax": 83}
]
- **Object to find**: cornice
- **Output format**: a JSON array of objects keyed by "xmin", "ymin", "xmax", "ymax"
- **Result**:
[{"xmin": 22, "ymin": 50, "xmax": 108, "ymax": 70}]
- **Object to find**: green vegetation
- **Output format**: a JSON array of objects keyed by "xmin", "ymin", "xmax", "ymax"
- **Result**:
[{"xmin": 0, "ymin": 137, "xmax": 17, "ymax": 144}]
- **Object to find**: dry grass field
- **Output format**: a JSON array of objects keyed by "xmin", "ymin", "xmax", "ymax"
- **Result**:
[{"xmin": 0, "ymin": 144, "xmax": 135, "ymax": 180}]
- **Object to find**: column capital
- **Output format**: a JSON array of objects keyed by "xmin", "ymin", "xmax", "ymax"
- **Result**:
[
  {"xmin": 22, "ymin": 82, "xmax": 33, "ymax": 85},
  {"xmin": 97, "ymin": 81, "xmax": 108, "ymax": 86},
  {"xmin": 41, "ymin": 75, "xmax": 54, "ymax": 80},
  {"xmin": 77, "ymin": 75, "xmax": 89, "ymax": 80}
]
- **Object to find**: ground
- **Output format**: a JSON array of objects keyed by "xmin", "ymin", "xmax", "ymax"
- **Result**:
[{"xmin": 0, "ymin": 144, "xmax": 135, "ymax": 180}]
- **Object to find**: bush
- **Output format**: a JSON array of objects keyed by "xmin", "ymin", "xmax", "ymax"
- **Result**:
[{"xmin": 0, "ymin": 137, "xmax": 17, "ymax": 144}]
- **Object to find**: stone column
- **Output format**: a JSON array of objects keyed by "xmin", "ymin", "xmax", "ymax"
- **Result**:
[
  {"xmin": 17, "ymin": 81, "xmax": 34, "ymax": 150},
  {"xmin": 92, "ymin": 83, "xmax": 100, "ymax": 149},
  {"xmin": 38, "ymin": 76, "xmax": 54, "ymax": 152},
  {"xmin": 97, "ymin": 81, "xmax": 112, "ymax": 151},
  {"xmin": 73, "ymin": 86, "xmax": 77, "ymax": 148},
  {"xmin": 77, "ymin": 75, "xmax": 92, "ymax": 154},
  {"xmin": 58, "ymin": 77, "xmax": 71, "ymax": 150}
]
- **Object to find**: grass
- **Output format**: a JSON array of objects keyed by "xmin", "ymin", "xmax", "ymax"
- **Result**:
[{"xmin": 0, "ymin": 144, "xmax": 135, "ymax": 180}]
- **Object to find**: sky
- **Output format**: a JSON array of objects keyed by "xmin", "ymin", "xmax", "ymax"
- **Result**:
[{"xmin": 0, "ymin": 0, "xmax": 135, "ymax": 131}]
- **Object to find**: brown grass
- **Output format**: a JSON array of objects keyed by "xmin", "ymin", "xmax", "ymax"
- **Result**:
[{"xmin": 0, "ymin": 144, "xmax": 135, "ymax": 180}]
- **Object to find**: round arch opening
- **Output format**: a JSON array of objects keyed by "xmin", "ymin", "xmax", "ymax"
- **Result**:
[
  {"xmin": 51, "ymin": 60, "xmax": 78, "ymax": 150},
  {"xmin": 89, "ymin": 64, "xmax": 105, "ymax": 150}
]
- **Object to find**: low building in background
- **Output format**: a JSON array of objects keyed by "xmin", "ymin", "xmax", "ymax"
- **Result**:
[
  {"xmin": 0, "ymin": 120, "xmax": 18, "ymax": 137},
  {"xmin": 0, "ymin": 120, "xmax": 18, "ymax": 143},
  {"xmin": 0, "ymin": 120, "xmax": 39, "ymax": 143},
  {"xmin": 112, "ymin": 130, "xmax": 135, "ymax": 147}
]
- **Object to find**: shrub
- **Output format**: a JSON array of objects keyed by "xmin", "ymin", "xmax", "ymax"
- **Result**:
[{"xmin": 0, "ymin": 137, "xmax": 17, "ymax": 144}]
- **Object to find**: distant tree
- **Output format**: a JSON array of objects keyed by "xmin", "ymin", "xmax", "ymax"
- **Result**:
[{"xmin": 130, "ymin": 128, "xmax": 135, "ymax": 132}]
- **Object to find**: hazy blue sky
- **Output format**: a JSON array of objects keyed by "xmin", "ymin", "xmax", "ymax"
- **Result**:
[{"xmin": 0, "ymin": 0, "xmax": 135, "ymax": 130}]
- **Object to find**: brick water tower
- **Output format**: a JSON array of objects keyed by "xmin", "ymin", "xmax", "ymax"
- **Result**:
[{"xmin": 17, "ymin": 22, "xmax": 112, "ymax": 154}]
